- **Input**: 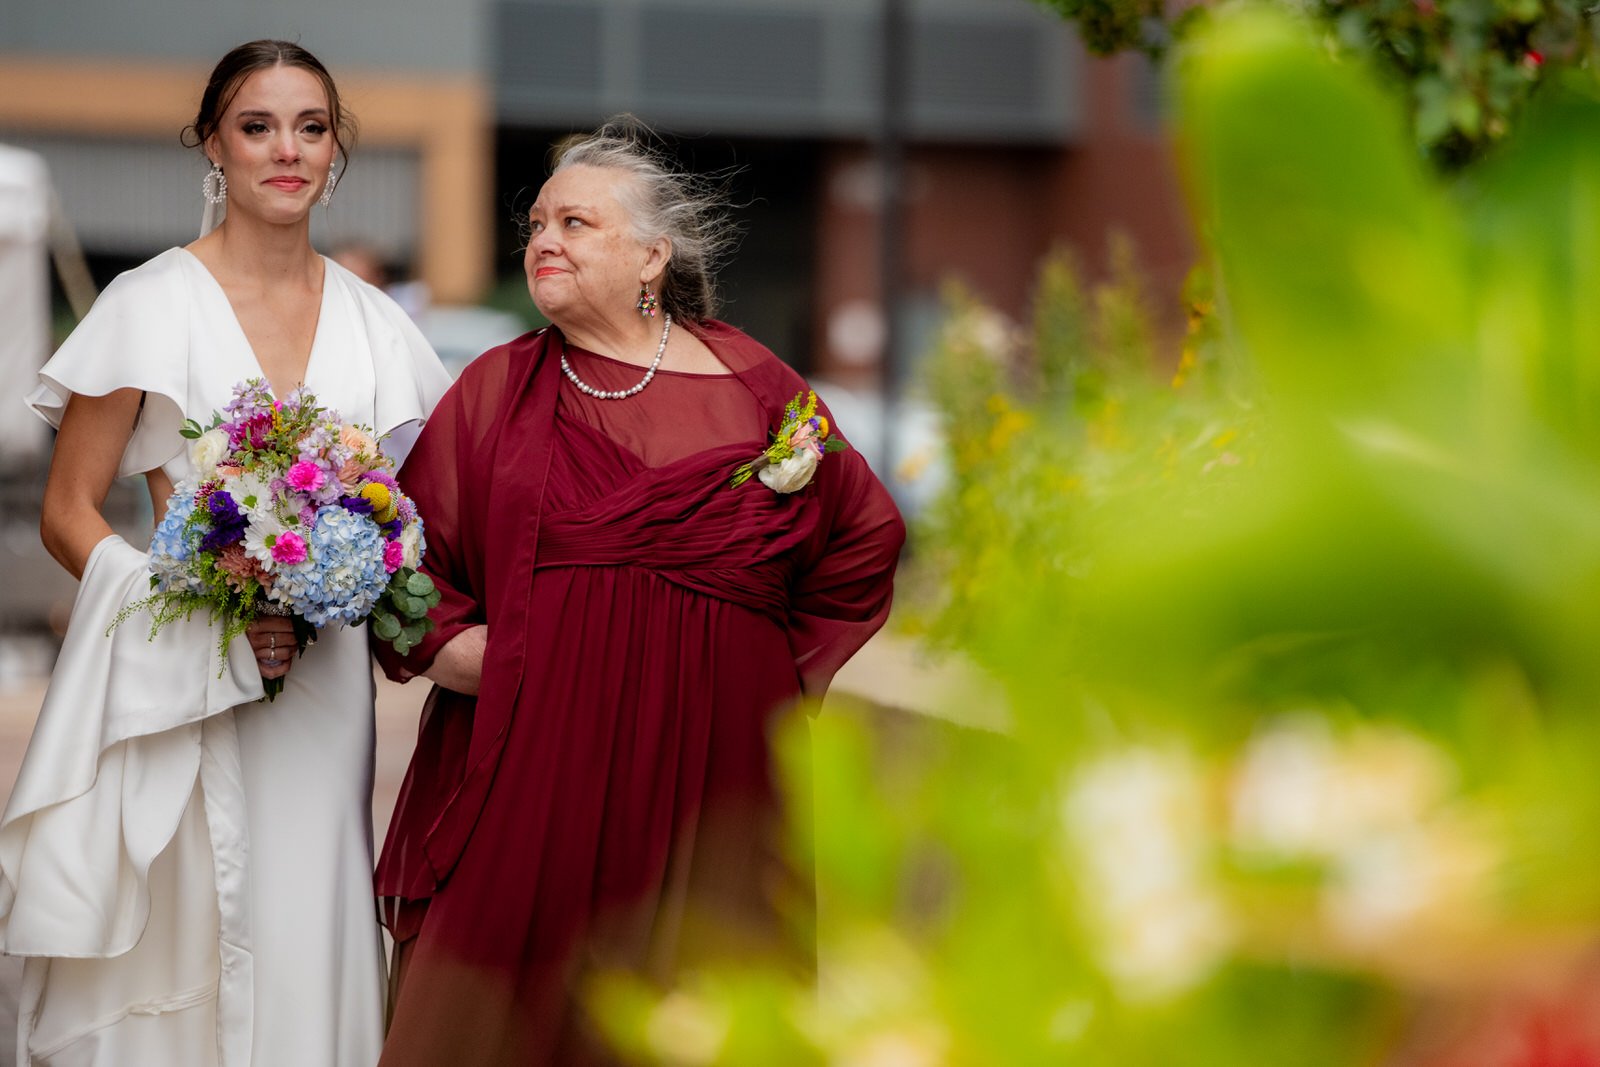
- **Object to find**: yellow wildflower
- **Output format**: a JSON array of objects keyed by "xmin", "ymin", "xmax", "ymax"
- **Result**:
[{"xmin": 360, "ymin": 482, "xmax": 398, "ymax": 523}]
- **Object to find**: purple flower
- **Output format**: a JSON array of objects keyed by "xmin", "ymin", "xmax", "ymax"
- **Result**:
[
  {"xmin": 340, "ymin": 494, "xmax": 375, "ymax": 515},
  {"xmin": 198, "ymin": 491, "xmax": 248, "ymax": 552}
]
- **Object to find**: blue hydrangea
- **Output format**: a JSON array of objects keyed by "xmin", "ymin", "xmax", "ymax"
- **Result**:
[
  {"xmin": 273, "ymin": 505, "xmax": 389, "ymax": 627},
  {"xmin": 148, "ymin": 486, "xmax": 205, "ymax": 593}
]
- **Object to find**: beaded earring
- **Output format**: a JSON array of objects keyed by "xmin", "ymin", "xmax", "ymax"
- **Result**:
[
  {"xmin": 635, "ymin": 286, "xmax": 659, "ymax": 318},
  {"xmin": 203, "ymin": 163, "xmax": 227, "ymax": 204}
]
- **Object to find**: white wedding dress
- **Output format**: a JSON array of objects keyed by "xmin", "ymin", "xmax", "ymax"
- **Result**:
[{"xmin": 0, "ymin": 248, "xmax": 452, "ymax": 1066}]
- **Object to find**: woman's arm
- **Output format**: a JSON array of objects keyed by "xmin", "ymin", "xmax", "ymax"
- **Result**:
[
  {"xmin": 40, "ymin": 389, "xmax": 142, "ymax": 579},
  {"xmin": 422, "ymin": 624, "xmax": 488, "ymax": 695},
  {"xmin": 42, "ymin": 389, "xmax": 298, "ymax": 683}
]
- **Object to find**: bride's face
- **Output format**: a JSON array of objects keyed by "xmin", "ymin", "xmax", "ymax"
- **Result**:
[{"xmin": 206, "ymin": 64, "xmax": 337, "ymax": 227}]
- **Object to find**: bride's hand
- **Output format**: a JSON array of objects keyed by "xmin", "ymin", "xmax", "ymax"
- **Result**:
[{"xmin": 247, "ymin": 617, "xmax": 298, "ymax": 682}]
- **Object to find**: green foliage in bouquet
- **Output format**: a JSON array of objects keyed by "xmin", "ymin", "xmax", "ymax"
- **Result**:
[
  {"xmin": 589, "ymin": 6, "xmax": 1600, "ymax": 1063},
  {"xmin": 369, "ymin": 570, "xmax": 440, "ymax": 656}
]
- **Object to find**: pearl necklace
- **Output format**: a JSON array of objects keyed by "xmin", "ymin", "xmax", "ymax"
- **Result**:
[{"xmin": 560, "ymin": 313, "xmax": 673, "ymax": 400}]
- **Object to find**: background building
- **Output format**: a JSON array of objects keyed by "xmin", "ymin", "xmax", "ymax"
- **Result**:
[
  {"xmin": 0, "ymin": 0, "xmax": 1192, "ymax": 632},
  {"xmin": 1, "ymin": 0, "xmax": 1190, "ymax": 377}
]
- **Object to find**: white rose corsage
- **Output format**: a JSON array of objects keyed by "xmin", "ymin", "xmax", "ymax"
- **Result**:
[{"xmin": 731, "ymin": 390, "xmax": 848, "ymax": 494}]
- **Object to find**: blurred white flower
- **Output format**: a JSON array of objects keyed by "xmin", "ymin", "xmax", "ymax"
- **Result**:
[
  {"xmin": 943, "ymin": 305, "xmax": 1017, "ymax": 364},
  {"xmin": 1323, "ymin": 815, "xmax": 1497, "ymax": 946},
  {"xmin": 1063, "ymin": 748, "xmax": 1232, "ymax": 1000},
  {"xmin": 835, "ymin": 1025, "xmax": 949, "ymax": 1067},
  {"xmin": 1230, "ymin": 715, "xmax": 1496, "ymax": 947},
  {"xmin": 814, "ymin": 928, "xmax": 930, "ymax": 1036},
  {"xmin": 645, "ymin": 991, "xmax": 729, "ymax": 1066},
  {"xmin": 1230, "ymin": 716, "xmax": 1453, "ymax": 858}
]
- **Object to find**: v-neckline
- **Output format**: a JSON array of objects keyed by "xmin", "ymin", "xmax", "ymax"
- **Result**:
[{"xmin": 178, "ymin": 246, "xmax": 331, "ymax": 398}]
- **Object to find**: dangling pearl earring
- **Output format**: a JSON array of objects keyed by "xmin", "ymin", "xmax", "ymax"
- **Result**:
[
  {"xmin": 319, "ymin": 164, "xmax": 338, "ymax": 207},
  {"xmin": 203, "ymin": 163, "xmax": 227, "ymax": 204},
  {"xmin": 635, "ymin": 285, "xmax": 659, "ymax": 318}
]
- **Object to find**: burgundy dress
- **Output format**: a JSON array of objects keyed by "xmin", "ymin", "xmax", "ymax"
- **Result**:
[{"xmin": 373, "ymin": 321, "xmax": 904, "ymax": 1065}]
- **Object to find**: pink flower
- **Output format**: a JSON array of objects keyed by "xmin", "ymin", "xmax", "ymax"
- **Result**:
[
  {"xmin": 337, "ymin": 457, "xmax": 368, "ymax": 493},
  {"xmin": 231, "ymin": 412, "xmax": 274, "ymax": 449},
  {"xmin": 286, "ymin": 460, "xmax": 326, "ymax": 493},
  {"xmin": 383, "ymin": 539, "xmax": 406, "ymax": 573},
  {"xmin": 271, "ymin": 530, "xmax": 308, "ymax": 566}
]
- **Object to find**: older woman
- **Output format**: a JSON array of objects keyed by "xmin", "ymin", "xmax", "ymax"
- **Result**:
[{"xmin": 375, "ymin": 122, "xmax": 904, "ymax": 1064}]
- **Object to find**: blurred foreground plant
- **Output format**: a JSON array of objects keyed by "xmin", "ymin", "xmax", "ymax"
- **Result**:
[
  {"xmin": 593, "ymin": 7, "xmax": 1600, "ymax": 1064},
  {"xmin": 1035, "ymin": 0, "xmax": 1597, "ymax": 169}
]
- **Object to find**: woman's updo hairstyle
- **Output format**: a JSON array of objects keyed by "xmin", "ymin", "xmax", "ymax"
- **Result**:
[
  {"xmin": 181, "ymin": 40, "xmax": 358, "ymax": 167},
  {"xmin": 551, "ymin": 117, "xmax": 741, "ymax": 323}
]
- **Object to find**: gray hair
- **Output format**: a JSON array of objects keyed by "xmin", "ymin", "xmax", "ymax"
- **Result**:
[{"xmin": 551, "ymin": 117, "xmax": 740, "ymax": 323}]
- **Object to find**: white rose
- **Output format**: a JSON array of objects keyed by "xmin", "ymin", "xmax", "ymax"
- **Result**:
[
  {"xmin": 188, "ymin": 427, "xmax": 230, "ymax": 473},
  {"xmin": 757, "ymin": 447, "xmax": 820, "ymax": 493},
  {"xmin": 400, "ymin": 524, "xmax": 424, "ymax": 569}
]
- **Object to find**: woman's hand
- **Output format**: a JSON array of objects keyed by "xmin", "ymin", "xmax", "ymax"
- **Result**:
[
  {"xmin": 246, "ymin": 616, "xmax": 298, "ymax": 683},
  {"xmin": 424, "ymin": 625, "xmax": 488, "ymax": 695}
]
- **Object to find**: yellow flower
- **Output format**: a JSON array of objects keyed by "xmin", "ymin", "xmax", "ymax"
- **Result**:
[{"xmin": 360, "ymin": 482, "xmax": 398, "ymax": 523}]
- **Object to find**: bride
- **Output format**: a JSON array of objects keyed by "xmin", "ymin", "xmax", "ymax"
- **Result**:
[{"xmin": 0, "ymin": 40, "xmax": 451, "ymax": 1066}]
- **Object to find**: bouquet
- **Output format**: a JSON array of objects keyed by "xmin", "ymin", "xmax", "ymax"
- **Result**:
[{"xmin": 117, "ymin": 378, "xmax": 440, "ymax": 699}]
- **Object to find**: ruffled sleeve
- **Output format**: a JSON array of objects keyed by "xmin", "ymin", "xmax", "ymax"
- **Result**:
[
  {"xmin": 328, "ymin": 262, "xmax": 454, "ymax": 466},
  {"xmin": 25, "ymin": 249, "xmax": 192, "ymax": 478}
]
